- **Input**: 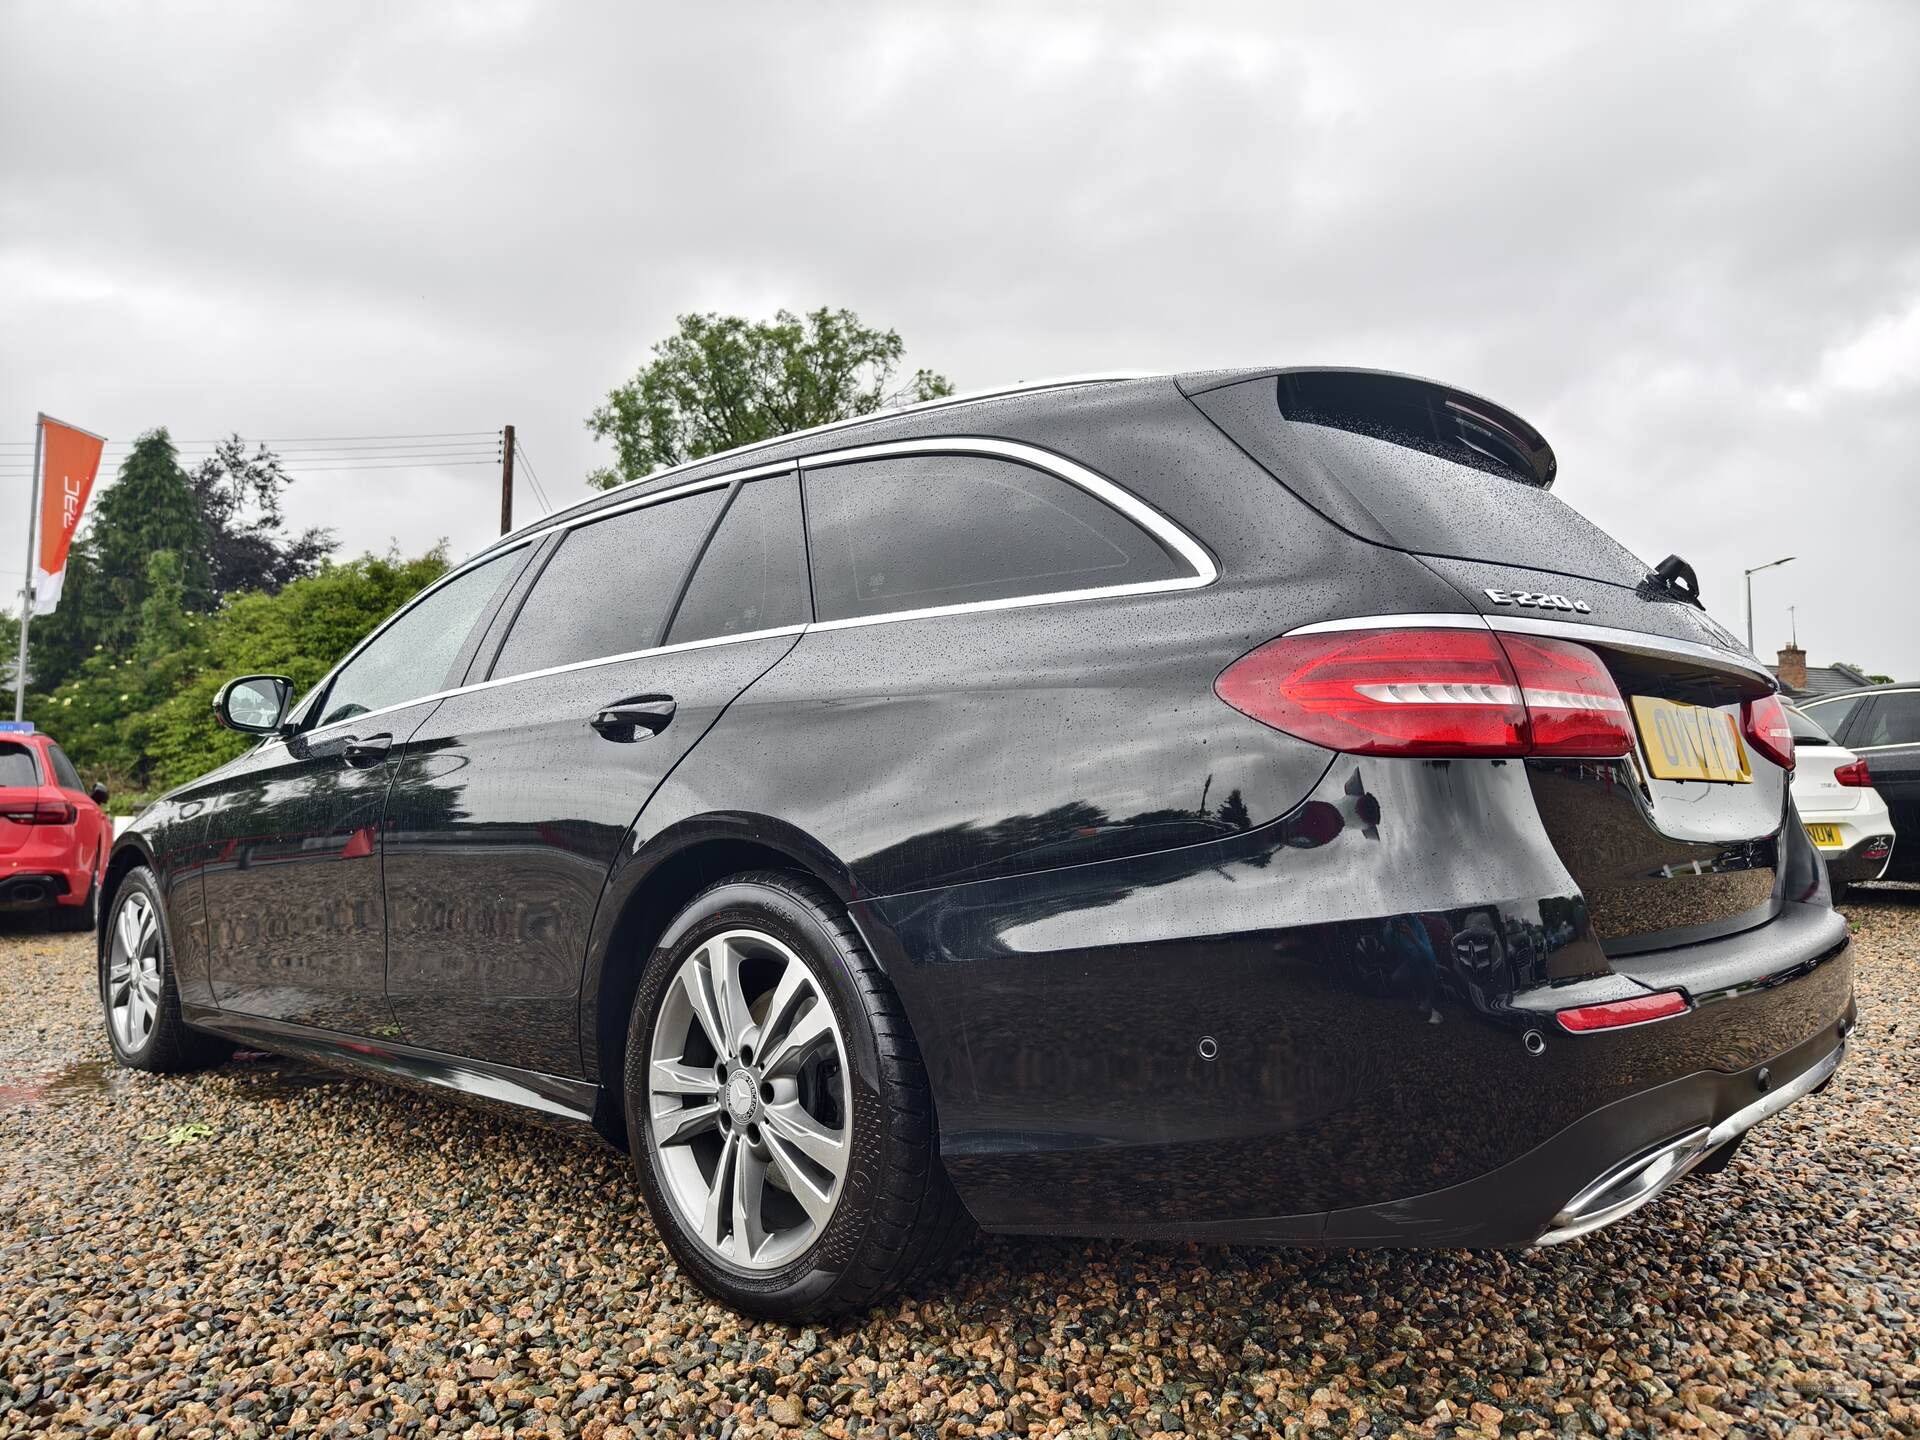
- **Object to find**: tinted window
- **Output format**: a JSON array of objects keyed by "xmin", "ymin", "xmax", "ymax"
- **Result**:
[
  {"xmin": 48, "ymin": 745, "xmax": 83, "ymax": 790},
  {"xmin": 494, "ymin": 488, "xmax": 726, "ymax": 679},
  {"xmin": 1785, "ymin": 708, "xmax": 1834, "ymax": 744},
  {"xmin": 319, "ymin": 548, "xmax": 525, "ymax": 727},
  {"xmin": 1855, "ymin": 692, "xmax": 1920, "ymax": 749},
  {"xmin": 666, "ymin": 476, "xmax": 809, "ymax": 645},
  {"xmin": 804, "ymin": 454, "xmax": 1188, "ymax": 622},
  {"xmin": 1803, "ymin": 693, "xmax": 1865, "ymax": 736},
  {"xmin": 0, "ymin": 743, "xmax": 38, "ymax": 787}
]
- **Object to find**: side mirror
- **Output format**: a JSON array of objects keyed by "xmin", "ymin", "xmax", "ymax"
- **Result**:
[
  {"xmin": 90, "ymin": 781, "xmax": 110, "ymax": 805},
  {"xmin": 214, "ymin": 675, "xmax": 294, "ymax": 735}
]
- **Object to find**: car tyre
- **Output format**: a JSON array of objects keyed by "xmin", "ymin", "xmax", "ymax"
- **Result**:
[
  {"xmin": 100, "ymin": 867, "xmax": 232, "ymax": 1072},
  {"xmin": 623, "ymin": 869, "xmax": 973, "ymax": 1320}
]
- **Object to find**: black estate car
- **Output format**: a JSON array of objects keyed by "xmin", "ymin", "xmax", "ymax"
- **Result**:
[
  {"xmin": 100, "ymin": 369, "xmax": 1853, "ymax": 1318},
  {"xmin": 1798, "ymin": 683, "xmax": 1920, "ymax": 882}
]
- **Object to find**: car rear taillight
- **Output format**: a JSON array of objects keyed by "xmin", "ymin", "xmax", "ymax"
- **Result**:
[
  {"xmin": 1555, "ymin": 989, "xmax": 1691, "ymax": 1033},
  {"xmin": 1, "ymin": 799, "xmax": 76, "ymax": 825},
  {"xmin": 1214, "ymin": 627, "xmax": 1632, "ymax": 759},
  {"xmin": 1742, "ymin": 694, "xmax": 1795, "ymax": 771},
  {"xmin": 1834, "ymin": 759, "xmax": 1872, "ymax": 787}
]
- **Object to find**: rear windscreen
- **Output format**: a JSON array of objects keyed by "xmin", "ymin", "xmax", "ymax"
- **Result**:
[
  {"xmin": 0, "ymin": 744, "xmax": 39, "ymax": 786},
  {"xmin": 1288, "ymin": 419, "xmax": 1653, "ymax": 586}
]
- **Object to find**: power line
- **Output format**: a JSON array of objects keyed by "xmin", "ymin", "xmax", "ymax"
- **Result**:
[{"xmin": 513, "ymin": 436, "xmax": 553, "ymax": 515}]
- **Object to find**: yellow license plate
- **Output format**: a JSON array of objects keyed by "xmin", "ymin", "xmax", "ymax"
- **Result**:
[
  {"xmin": 1805, "ymin": 824, "xmax": 1844, "ymax": 849},
  {"xmin": 1631, "ymin": 696, "xmax": 1752, "ymax": 782}
]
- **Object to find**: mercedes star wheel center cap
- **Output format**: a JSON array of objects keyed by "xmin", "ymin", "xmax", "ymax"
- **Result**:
[{"xmin": 726, "ymin": 1070, "xmax": 758, "ymax": 1123}]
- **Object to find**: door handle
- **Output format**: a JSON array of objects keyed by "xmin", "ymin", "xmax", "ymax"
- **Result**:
[
  {"xmin": 590, "ymin": 695, "xmax": 676, "ymax": 740},
  {"xmin": 341, "ymin": 733, "xmax": 393, "ymax": 768}
]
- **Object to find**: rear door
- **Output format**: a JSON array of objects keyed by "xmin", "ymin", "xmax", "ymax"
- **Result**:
[{"xmin": 381, "ymin": 468, "xmax": 810, "ymax": 1073}]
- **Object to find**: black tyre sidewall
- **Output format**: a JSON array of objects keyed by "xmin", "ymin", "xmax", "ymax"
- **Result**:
[{"xmin": 624, "ymin": 875, "xmax": 888, "ymax": 1317}]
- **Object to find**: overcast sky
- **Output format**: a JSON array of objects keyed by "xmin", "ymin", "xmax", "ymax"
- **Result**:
[{"xmin": 4, "ymin": 1, "xmax": 1917, "ymax": 676}]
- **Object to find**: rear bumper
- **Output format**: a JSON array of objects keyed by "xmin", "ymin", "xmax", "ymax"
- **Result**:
[
  {"xmin": 0, "ymin": 872, "xmax": 71, "ymax": 911},
  {"xmin": 1822, "ymin": 832, "xmax": 1894, "ymax": 885}
]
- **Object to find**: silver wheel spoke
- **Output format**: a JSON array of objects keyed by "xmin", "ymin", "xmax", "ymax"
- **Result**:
[
  {"xmin": 654, "ymin": 1101, "xmax": 721, "ymax": 1144},
  {"xmin": 701, "ymin": 1130, "xmax": 740, "ymax": 1249},
  {"xmin": 705, "ymin": 938, "xmax": 755, "ymax": 1059},
  {"xmin": 677, "ymin": 964, "xmax": 728, "ymax": 1060},
  {"xmin": 732, "ymin": 1143, "xmax": 770, "ymax": 1262},
  {"xmin": 650, "ymin": 1058, "xmax": 720, "ymax": 1097},
  {"xmin": 766, "ymin": 1141, "xmax": 838, "ymax": 1229},
  {"xmin": 115, "ymin": 900, "xmax": 142, "ymax": 958},
  {"xmin": 759, "ymin": 1001, "xmax": 833, "ymax": 1076},
  {"xmin": 762, "ymin": 1098, "xmax": 846, "ymax": 1173}
]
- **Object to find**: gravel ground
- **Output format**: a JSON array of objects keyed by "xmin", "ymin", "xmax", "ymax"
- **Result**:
[{"xmin": 3, "ymin": 896, "xmax": 1916, "ymax": 1440}]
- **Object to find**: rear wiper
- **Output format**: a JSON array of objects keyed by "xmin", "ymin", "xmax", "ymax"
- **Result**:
[{"xmin": 1645, "ymin": 553, "xmax": 1704, "ymax": 608}]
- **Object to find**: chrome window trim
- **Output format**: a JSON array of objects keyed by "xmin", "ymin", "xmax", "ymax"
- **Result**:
[
  {"xmin": 496, "ymin": 374, "xmax": 1155, "ymax": 546},
  {"xmin": 1285, "ymin": 611, "xmax": 1776, "ymax": 686},
  {"xmin": 796, "ymin": 435, "xmax": 1218, "ymax": 631},
  {"xmin": 262, "ymin": 434, "xmax": 1211, "ymax": 743},
  {"xmin": 489, "ymin": 464, "xmax": 786, "ymax": 553}
]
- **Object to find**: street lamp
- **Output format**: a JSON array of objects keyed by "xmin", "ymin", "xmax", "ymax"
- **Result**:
[{"xmin": 1743, "ymin": 556, "xmax": 1794, "ymax": 653}]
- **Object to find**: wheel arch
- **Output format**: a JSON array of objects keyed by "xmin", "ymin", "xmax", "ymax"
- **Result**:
[
  {"xmin": 98, "ymin": 834, "xmax": 159, "ymax": 952},
  {"xmin": 580, "ymin": 812, "xmax": 860, "ymax": 1149}
]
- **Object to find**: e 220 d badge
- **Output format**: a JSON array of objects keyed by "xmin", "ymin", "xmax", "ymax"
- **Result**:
[{"xmin": 1484, "ymin": 587, "xmax": 1592, "ymax": 613}]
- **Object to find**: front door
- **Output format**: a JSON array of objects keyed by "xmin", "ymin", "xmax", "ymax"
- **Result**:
[
  {"xmin": 382, "ymin": 470, "xmax": 811, "ymax": 1072},
  {"xmin": 198, "ymin": 545, "xmax": 531, "ymax": 1035}
]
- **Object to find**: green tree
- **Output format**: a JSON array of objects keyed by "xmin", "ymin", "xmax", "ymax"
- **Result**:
[
  {"xmin": 585, "ymin": 306, "xmax": 953, "ymax": 488},
  {"xmin": 190, "ymin": 435, "xmax": 336, "ymax": 601}
]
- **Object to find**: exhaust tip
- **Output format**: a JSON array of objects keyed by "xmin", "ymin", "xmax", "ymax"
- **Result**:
[{"xmin": 1535, "ymin": 1127, "xmax": 1712, "ymax": 1246}]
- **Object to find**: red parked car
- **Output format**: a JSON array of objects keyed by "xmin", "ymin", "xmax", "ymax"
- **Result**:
[{"xmin": 0, "ymin": 722, "xmax": 110, "ymax": 930}]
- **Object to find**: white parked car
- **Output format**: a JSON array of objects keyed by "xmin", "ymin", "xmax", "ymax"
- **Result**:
[{"xmin": 1788, "ymin": 705, "xmax": 1895, "ymax": 894}]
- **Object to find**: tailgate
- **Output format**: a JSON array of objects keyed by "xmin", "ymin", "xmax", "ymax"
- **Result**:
[{"xmin": 1422, "ymin": 554, "xmax": 1788, "ymax": 956}]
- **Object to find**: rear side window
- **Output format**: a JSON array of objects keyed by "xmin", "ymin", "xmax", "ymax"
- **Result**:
[
  {"xmin": 803, "ymin": 454, "xmax": 1189, "ymax": 623},
  {"xmin": 0, "ymin": 743, "xmax": 39, "ymax": 787},
  {"xmin": 666, "ymin": 475, "xmax": 809, "ymax": 645},
  {"xmin": 1854, "ymin": 692, "xmax": 1920, "ymax": 749},
  {"xmin": 48, "ymin": 746, "xmax": 83, "ymax": 790},
  {"xmin": 1804, "ymin": 693, "xmax": 1865, "ymax": 737},
  {"xmin": 494, "ymin": 488, "xmax": 726, "ymax": 679},
  {"xmin": 318, "ymin": 547, "xmax": 526, "ymax": 727}
]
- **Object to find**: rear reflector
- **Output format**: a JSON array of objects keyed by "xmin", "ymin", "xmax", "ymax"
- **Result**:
[
  {"xmin": 1555, "ymin": 990, "xmax": 1691, "ymax": 1033},
  {"xmin": 1834, "ymin": 758, "xmax": 1873, "ymax": 787},
  {"xmin": 1742, "ymin": 694, "xmax": 1795, "ymax": 771},
  {"xmin": 1215, "ymin": 627, "xmax": 1632, "ymax": 759},
  {"xmin": 1, "ymin": 799, "xmax": 76, "ymax": 825}
]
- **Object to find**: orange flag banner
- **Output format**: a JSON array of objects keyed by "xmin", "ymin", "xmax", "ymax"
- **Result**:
[{"xmin": 33, "ymin": 416, "xmax": 105, "ymax": 615}]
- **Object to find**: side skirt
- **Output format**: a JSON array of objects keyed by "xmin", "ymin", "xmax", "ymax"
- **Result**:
[{"xmin": 182, "ymin": 1003, "xmax": 606, "ymax": 1136}]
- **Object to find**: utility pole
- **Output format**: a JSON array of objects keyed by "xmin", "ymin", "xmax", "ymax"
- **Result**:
[
  {"xmin": 14, "ymin": 415, "xmax": 43, "ymax": 722},
  {"xmin": 500, "ymin": 424, "xmax": 515, "ymax": 536}
]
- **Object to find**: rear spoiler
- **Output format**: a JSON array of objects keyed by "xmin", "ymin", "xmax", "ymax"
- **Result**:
[{"xmin": 1185, "ymin": 366, "xmax": 1558, "ymax": 490}]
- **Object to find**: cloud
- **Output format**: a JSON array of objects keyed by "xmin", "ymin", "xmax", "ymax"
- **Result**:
[{"xmin": 1, "ymin": 0, "xmax": 1916, "ymax": 677}]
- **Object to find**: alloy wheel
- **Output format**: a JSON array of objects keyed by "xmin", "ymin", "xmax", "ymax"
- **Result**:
[
  {"xmin": 646, "ymin": 928, "xmax": 851, "ymax": 1271},
  {"xmin": 108, "ymin": 891, "xmax": 162, "ymax": 1053}
]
